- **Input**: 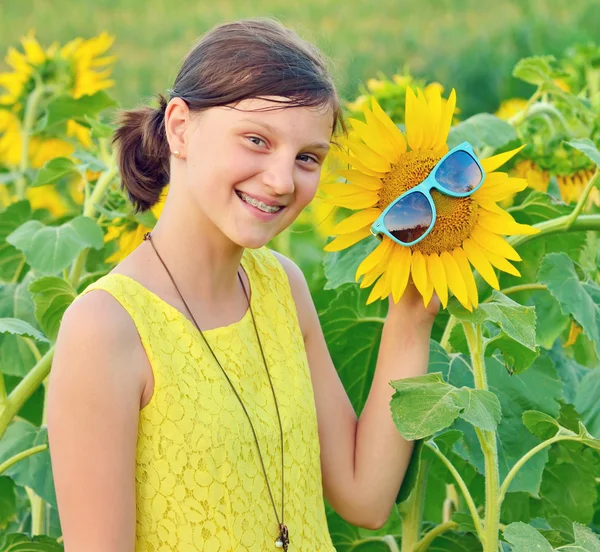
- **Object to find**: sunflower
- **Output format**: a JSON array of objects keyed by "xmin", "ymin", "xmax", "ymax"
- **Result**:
[
  {"xmin": 320, "ymin": 87, "xmax": 539, "ymax": 311},
  {"xmin": 0, "ymin": 30, "xmax": 116, "ymax": 168},
  {"xmin": 556, "ymin": 168, "xmax": 600, "ymax": 207},
  {"xmin": 495, "ymin": 98, "xmax": 528, "ymax": 122},
  {"xmin": 512, "ymin": 159, "xmax": 550, "ymax": 193}
]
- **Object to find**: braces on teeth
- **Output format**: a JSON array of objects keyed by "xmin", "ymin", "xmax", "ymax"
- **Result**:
[{"xmin": 239, "ymin": 192, "xmax": 281, "ymax": 213}]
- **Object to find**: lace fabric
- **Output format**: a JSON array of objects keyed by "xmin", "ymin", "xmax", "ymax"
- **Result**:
[{"xmin": 77, "ymin": 246, "xmax": 335, "ymax": 551}]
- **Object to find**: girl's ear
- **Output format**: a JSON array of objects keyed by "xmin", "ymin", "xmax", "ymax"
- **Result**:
[{"xmin": 165, "ymin": 98, "xmax": 189, "ymax": 158}]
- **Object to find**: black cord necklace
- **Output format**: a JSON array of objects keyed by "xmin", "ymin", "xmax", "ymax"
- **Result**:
[{"xmin": 143, "ymin": 231, "xmax": 289, "ymax": 550}]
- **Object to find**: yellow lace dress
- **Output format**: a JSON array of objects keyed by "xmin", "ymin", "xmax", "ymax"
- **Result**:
[{"xmin": 77, "ymin": 246, "xmax": 335, "ymax": 551}]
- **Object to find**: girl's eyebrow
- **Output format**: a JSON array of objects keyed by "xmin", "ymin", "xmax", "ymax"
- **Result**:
[{"xmin": 239, "ymin": 118, "xmax": 331, "ymax": 151}]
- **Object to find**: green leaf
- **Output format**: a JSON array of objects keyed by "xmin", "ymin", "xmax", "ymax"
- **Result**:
[
  {"xmin": 503, "ymin": 521, "xmax": 554, "ymax": 551},
  {"xmin": 450, "ymin": 353, "xmax": 563, "ymax": 496},
  {"xmin": 0, "ymin": 318, "xmax": 49, "ymax": 343},
  {"xmin": 512, "ymin": 55, "xmax": 562, "ymax": 85},
  {"xmin": 0, "ymin": 200, "xmax": 31, "ymax": 283},
  {"xmin": 448, "ymin": 291, "xmax": 538, "ymax": 373},
  {"xmin": 38, "ymin": 91, "xmax": 118, "ymax": 131},
  {"xmin": 522, "ymin": 411, "xmax": 566, "ymax": 440},
  {"xmin": 575, "ymin": 369, "xmax": 600, "ymax": 438},
  {"xmin": 28, "ymin": 277, "xmax": 77, "ymax": 341},
  {"xmin": 565, "ymin": 138, "xmax": 600, "ymax": 167},
  {"xmin": 447, "ymin": 113, "xmax": 517, "ymax": 150},
  {"xmin": 0, "ymin": 419, "xmax": 56, "ymax": 507},
  {"xmin": 323, "ymin": 238, "xmax": 378, "ymax": 289},
  {"xmin": 390, "ymin": 373, "xmax": 501, "ymax": 440},
  {"xmin": 0, "ymin": 532, "xmax": 64, "ymax": 550},
  {"xmin": 30, "ymin": 157, "xmax": 81, "ymax": 188},
  {"xmin": 319, "ymin": 283, "xmax": 386, "ymax": 413},
  {"xmin": 6, "ymin": 216, "xmax": 104, "ymax": 275},
  {"xmin": 83, "ymin": 114, "xmax": 115, "ymax": 139},
  {"xmin": 538, "ymin": 252, "xmax": 600, "ymax": 358}
]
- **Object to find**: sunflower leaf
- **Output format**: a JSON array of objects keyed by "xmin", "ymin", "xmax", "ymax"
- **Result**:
[
  {"xmin": 512, "ymin": 55, "xmax": 565, "ymax": 86},
  {"xmin": 28, "ymin": 276, "xmax": 77, "ymax": 342},
  {"xmin": 0, "ymin": 318, "xmax": 49, "ymax": 343},
  {"xmin": 448, "ymin": 292, "xmax": 538, "ymax": 374},
  {"xmin": 30, "ymin": 157, "xmax": 81, "ymax": 188},
  {"xmin": 447, "ymin": 113, "xmax": 517, "ymax": 150},
  {"xmin": 565, "ymin": 138, "xmax": 600, "ymax": 167},
  {"xmin": 323, "ymin": 238, "xmax": 378, "ymax": 289},
  {"xmin": 5, "ymin": 216, "xmax": 104, "ymax": 275},
  {"xmin": 503, "ymin": 522, "xmax": 600, "ymax": 551},
  {"xmin": 538, "ymin": 252, "xmax": 600, "ymax": 358}
]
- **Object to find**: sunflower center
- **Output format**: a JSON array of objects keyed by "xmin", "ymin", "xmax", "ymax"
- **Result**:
[{"xmin": 377, "ymin": 150, "xmax": 479, "ymax": 255}]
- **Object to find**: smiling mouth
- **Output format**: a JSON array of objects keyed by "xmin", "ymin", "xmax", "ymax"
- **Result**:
[{"xmin": 235, "ymin": 190, "xmax": 284, "ymax": 213}]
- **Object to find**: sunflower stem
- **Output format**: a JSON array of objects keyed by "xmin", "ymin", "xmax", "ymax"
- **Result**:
[
  {"xmin": 413, "ymin": 521, "xmax": 458, "ymax": 552},
  {"xmin": 15, "ymin": 76, "xmax": 46, "ymax": 200},
  {"xmin": 508, "ymin": 86, "xmax": 542, "ymax": 128},
  {"xmin": 508, "ymin": 213, "xmax": 600, "ymax": 249},
  {"xmin": 463, "ymin": 322, "xmax": 499, "ymax": 552},
  {"xmin": 400, "ymin": 459, "xmax": 428, "ymax": 552}
]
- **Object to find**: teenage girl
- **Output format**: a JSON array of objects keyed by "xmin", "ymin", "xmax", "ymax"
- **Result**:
[{"xmin": 48, "ymin": 17, "xmax": 440, "ymax": 552}]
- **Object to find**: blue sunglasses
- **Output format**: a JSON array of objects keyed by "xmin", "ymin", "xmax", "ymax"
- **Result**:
[{"xmin": 370, "ymin": 141, "xmax": 485, "ymax": 246}]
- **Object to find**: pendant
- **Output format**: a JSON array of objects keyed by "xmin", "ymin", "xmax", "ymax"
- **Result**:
[{"xmin": 275, "ymin": 523, "xmax": 289, "ymax": 550}]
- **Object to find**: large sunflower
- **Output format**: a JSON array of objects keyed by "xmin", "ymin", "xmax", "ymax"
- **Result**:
[{"xmin": 321, "ymin": 87, "xmax": 539, "ymax": 312}]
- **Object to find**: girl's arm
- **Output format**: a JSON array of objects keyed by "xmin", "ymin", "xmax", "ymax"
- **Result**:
[
  {"xmin": 47, "ymin": 291, "xmax": 147, "ymax": 552},
  {"xmin": 272, "ymin": 251, "xmax": 437, "ymax": 530}
]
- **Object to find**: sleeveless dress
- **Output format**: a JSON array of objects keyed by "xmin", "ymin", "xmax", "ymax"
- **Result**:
[{"xmin": 77, "ymin": 246, "xmax": 335, "ymax": 551}]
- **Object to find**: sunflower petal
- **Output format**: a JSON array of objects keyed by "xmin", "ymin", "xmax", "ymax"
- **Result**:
[
  {"xmin": 483, "ymin": 248, "xmax": 521, "ymax": 277},
  {"xmin": 349, "ymin": 115, "xmax": 397, "ymax": 164},
  {"xmin": 390, "ymin": 246, "xmax": 412, "ymax": 303},
  {"xmin": 411, "ymin": 250, "xmax": 429, "ymax": 298},
  {"xmin": 336, "ymin": 169, "xmax": 383, "ymax": 191},
  {"xmin": 424, "ymin": 85, "xmax": 442, "ymax": 150},
  {"xmin": 462, "ymin": 239, "xmax": 500, "ymax": 290},
  {"xmin": 323, "ymin": 190, "xmax": 380, "ymax": 210},
  {"xmin": 470, "ymin": 226, "xmax": 522, "ymax": 261},
  {"xmin": 422, "ymin": 271, "xmax": 435, "ymax": 308},
  {"xmin": 480, "ymin": 144, "xmax": 526, "ymax": 174},
  {"xmin": 453, "ymin": 247, "xmax": 479, "ymax": 309},
  {"xmin": 440, "ymin": 251, "xmax": 471, "ymax": 311},
  {"xmin": 333, "ymin": 150, "xmax": 387, "ymax": 177},
  {"xmin": 343, "ymin": 138, "xmax": 391, "ymax": 173},
  {"xmin": 332, "ymin": 208, "xmax": 380, "ymax": 235},
  {"xmin": 323, "ymin": 227, "xmax": 372, "ymax": 252},
  {"xmin": 370, "ymin": 96, "xmax": 407, "ymax": 157},
  {"xmin": 405, "ymin": 87, "xmax": 424, "ymax": 151},
  {"xmin": 475, "ymin": 174, "xmax": 528, "ymax": 202},
  {"xmin": 436, "ymin": 88, "xmax": 456, "ymax": 151},
  {"xmin": 367, "ymin": 271, "xmax": 391, "ymax": 304},
  {"xmin": 478, "ymin": 209, "xmax": 540, "ymax": 236},
  {"xmin": 356, "ymin": 236, "xmax": 392, "ymax": 280},
  {"xmin": 427, "ymin": 253, "xmax": 449, "ymax": 308},
  {"xmin": 320, "ymin": 183, "xmax": 376, "ymax": 197}
]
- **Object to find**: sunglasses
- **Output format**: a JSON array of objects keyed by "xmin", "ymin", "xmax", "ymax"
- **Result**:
[{"xmin": 370, "ymin": 141, "xmax": 485, "ymax": 246}]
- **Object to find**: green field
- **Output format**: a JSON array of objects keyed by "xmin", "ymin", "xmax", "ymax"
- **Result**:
[{"xmin": 1, "ymin": 0, "xmax": 599, "ymax": 116}]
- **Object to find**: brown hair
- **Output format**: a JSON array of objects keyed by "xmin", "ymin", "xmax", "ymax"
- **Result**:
[{"xmin": 112, "ymin": 17, "xmax": 346, "ymax": 213}]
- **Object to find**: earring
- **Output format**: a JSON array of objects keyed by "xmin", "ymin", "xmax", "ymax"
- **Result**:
[{"xmin": 172, "ymin": 150, "xmax": 180, "ymax": 158}]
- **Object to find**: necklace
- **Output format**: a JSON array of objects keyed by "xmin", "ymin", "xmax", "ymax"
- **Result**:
[{"xmin": 142, "ymin": 231, "xmax": 289, "ymax": 550}]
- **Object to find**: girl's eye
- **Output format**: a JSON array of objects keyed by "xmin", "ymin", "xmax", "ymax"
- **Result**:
[
  {"xmin": 246, "ymin": 136, "xmax": 266, "ymax": 147},
  {"xmin": 297, "ymin": 154, "xmax": 319, "ymax": 165}
]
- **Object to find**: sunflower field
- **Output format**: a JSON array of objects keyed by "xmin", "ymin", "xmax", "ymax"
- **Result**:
[{"xmin": 0, "ymin": 27, "xmax": 599, "ymax": 552}]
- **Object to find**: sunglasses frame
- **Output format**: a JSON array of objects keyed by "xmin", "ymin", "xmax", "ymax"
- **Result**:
[{"xmin": 370, "ymin": 141, "xmax": 486, "ymax": 247}]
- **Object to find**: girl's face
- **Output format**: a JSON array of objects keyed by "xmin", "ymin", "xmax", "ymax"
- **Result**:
[{"xmin": 168, "ymin": 96, "xmax": 334, "ymax": 249}]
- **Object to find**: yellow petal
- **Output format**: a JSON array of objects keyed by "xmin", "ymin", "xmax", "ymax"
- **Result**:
[
  {"xmin": 477, "ymin": 210, "xmax": 540, "ymax": 236},
  {"xmin": 390, "ymin": 246, "xmax": 412, "ymax": 304},
  {"xmin": 440, "ymin": 251, "xmax": 470, "ymax": 311},
  {"xmin": 323, "ymin": 191, "xmax": 380, "ymax": 210},
  {"xmin": 480, "ymin": 144, "xmax": 526, "ymax": 174},
  {"xmin": 426, "ymin": 253, "xmax": 449, "ymax": 308},
  {"xmin": 422, "ymin": 271, "xmax": 435, "ymax": 308},
  {"xmin": 483, "ymin": 248, "xmax": 521, "ymax": 277},
  {"xmin": 470, "ymin": 226, "xmax": 522, "ymax": 261},
  {"xmin": 453, "ymin": 247, "xmax": 479, "ymax": 309},
  {"xmin": 323, "ymin": 227, "xmax": 372, "ymax": 252},
  {"xmin": 349, "ymin": 117, "xmax": 397, "ymax": 164},
  {"xmin": 332, "ymin": 208, "xmax": 380, "ymax": 235},
  {"xmin": 370, "ymin": 96, "xmax": 407, "ymax": 157},
  {"xmin": 405, "ymin": 87, "xmax": 424, "ymax": 151},
  {"xmin": 462, "ymin": 239, "xmax": 500, "ymax": 290},
  {"xmin": 333, "ymin": 150, "xmax": 387, "ymax": 178},
  {"xmin": 356, "ymin": 236, "xmax": 392, "ymax": 280},
  {"xmin": 337, "ymin": 169, "xmax": 383, "ymax": 191},
  {"xmin": 411, "ymin": 250, "xmax": 429, "ymax": 298},
  {"xmin": 424, "ymin": 85, "xmax": 442, "ymax": 150},
  {"xmin": 343, "ymin": 138, "xmax": 391, "ymax": 173},
  {"xmin": 436, "ymin": 88, "xmax": 456, "ymax": 151},
  {"xmin": 475, "ymin": 174, "xmax": 528, "ymax": 203},
  {"xmin": 476, "ymin": 199, "xmax": 510, "ymax": 215},
  {"xmin": 320, "ymin": 183, "xmax": 376, "ymax": 197},
  {"xmin": 367, "ymin": 271, "xmax": 390, "ymax": 304}
]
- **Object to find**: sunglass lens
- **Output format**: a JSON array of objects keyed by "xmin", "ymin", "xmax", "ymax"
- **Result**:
[
  {"xmin": 436, "ymin": 150, "xmax": 482, "ymax": 194},
  {"xmin": 383, "ymin": 191, "xmax": 433, "ymax": 245}
]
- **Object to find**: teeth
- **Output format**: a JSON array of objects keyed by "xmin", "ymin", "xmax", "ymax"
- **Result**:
[{"xmin": 238, "ymin": 191, "xmax": 282, "ymax": 213}]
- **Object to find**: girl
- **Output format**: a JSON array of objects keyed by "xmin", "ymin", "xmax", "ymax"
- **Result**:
[{"xmin": 48, "ymin": 17, "xmax": 439, "ymax": 552}]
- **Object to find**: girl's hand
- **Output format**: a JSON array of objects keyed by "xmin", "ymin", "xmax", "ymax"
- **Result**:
[{"xmin": 387, "ymin": 278, "xmax": 440, "ymax": 325}]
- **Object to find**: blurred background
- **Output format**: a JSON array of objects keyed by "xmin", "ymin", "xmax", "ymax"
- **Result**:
[{"xmin": 2, "ymin": 0, "xmax": 599, "ymax": 117}]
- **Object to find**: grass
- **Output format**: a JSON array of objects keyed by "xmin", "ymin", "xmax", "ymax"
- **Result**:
[{"xmin": 0, "ymin": 0, "xmax": 599, "ymax": 115}]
